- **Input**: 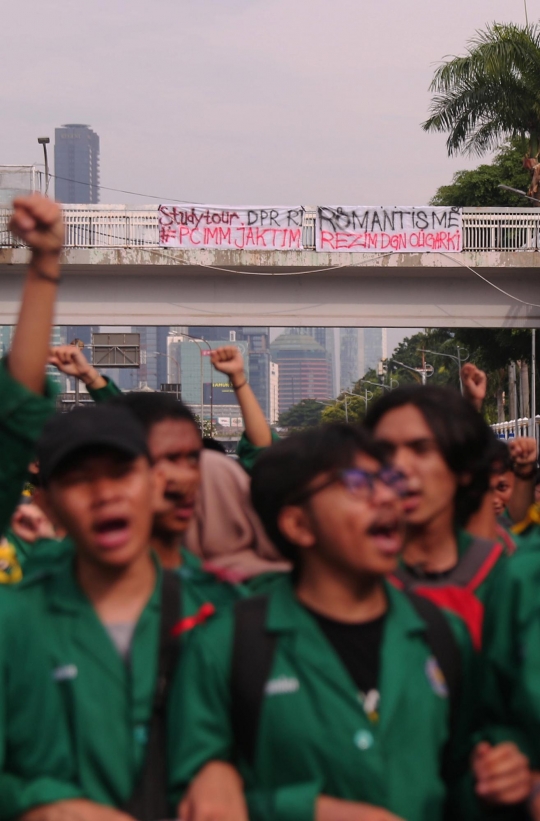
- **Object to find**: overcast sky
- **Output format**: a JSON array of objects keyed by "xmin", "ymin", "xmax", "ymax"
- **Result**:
[{"xmin": 3, "ymin": 0, "xmax": 535, "ymax": 207}]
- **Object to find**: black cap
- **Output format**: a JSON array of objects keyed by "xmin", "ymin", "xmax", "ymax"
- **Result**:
[{"xmin": 38, "ymin": 405, "xmax": 148, "ymax": 485}]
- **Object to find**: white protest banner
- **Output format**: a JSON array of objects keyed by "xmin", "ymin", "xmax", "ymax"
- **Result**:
[
  {"xmin": 158, "ymin": 205, "xmax": 305, "ymax": 250},
  {"xmin": 316, "ymin": 206, "xmax": 462, "ymax": 253}
]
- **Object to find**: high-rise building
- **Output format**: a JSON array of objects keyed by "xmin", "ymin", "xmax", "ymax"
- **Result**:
[
  {"xmin": 340, "ymin": 328, "xmax": 388, "ymax": 389},
  {"xmin": 270, "ymin": 333, "xmax": 332, "ymax": 415},
  {"xmin": 168, "ymin": 335, "xmax": 249, "ymax": 422},
  {"xmin": 240, "ymin": 327, "xmax": 271, "ymax": 419},
  {"xmin": 291, "ymin": 327, "xmax": 338, "ymax": 395},
  {"xmin": 0, "ymin": 326, "xmax": 13, "ymax": 358},
  {"xmin": 54, "ymin": 124, "xmax": 100, "ymax": 203},
  {"xmin": 189, "ymin": 326, "xmax": 272, "ymax": 420},
  {"xmin": 131, "ymin": 326, "xmax": 170, "ymax": 390}
]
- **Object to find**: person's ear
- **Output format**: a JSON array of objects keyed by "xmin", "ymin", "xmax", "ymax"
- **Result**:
[
  {"xmin": 149, "ymin": 463, "xmax": 169, "ymax": 515},
  {"xmin": 37, "ymin": 489, "xmax": 64, "ymax": 530},
  {"xmin": 278, "ymin": 506, "xmax": 316, "ymax": 551}
]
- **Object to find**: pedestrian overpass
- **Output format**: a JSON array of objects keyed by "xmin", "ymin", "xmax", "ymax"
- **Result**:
[{"xmin": 1, "ymin": 205, "xmax": 540, "ymax": 328}]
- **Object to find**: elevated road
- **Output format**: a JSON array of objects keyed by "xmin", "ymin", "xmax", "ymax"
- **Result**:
[{"xmin": 1, "ymin": 206, "xmax": 539, "ymax": 327}]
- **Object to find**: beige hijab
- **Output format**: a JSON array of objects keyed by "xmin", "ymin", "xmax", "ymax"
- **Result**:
[{"xmin": 184, "ymin": 450, "xmax": 291, "ymax": 581}]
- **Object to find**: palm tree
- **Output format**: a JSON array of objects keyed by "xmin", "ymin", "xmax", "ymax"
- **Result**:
[{"xmin": 423, "ymin": 23, "xmax": 540, "ymax": 201}]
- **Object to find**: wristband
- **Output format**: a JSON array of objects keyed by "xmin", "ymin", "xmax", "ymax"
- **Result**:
[
  {"xmin": 514, "ymin": 465, "xmax": 538, "ymax": 480},
  {"xmin": 85, "ymin": 375, "xmax": 103, "ymax": 389},
  {"xmin": 231, "ymin": 378, "xmax": 247, "ymax": 391},
  {"xmin": 34, "ymin": 268, "xmax": 62, "ymax": 284}
]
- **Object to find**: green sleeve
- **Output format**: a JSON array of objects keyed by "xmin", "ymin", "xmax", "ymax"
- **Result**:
[
  {"xmin": 21, "ymin": 535, "xmax": 74, "ymax": 578},
  {"xmin": 168, "ymin": 615, "xmax": 235, "ymax": 809},
  {"xmin": 0, "ymin": 358, "xmax": 57, "ymax": 536},
  {"xmin": 0, "ymin": 591, "xmax": 82, "ymax": 816},
  {"xmin": 87, "ymin": 376, "xmax": 122, "ymax": 403},
  {"xmin": 236, "ymin": 429, "xmax": 281, "ymax": 474},
  {"xmin": 479, "ymin": 557, "xmax": 538, "ymax": 762}
]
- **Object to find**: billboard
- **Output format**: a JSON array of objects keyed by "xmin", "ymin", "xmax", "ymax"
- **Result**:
[{"xmin": 203, "ymin": 381, "xmax": 238, "ymax": 405}]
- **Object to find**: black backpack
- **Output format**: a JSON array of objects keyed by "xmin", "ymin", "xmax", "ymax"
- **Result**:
[
  {"xmin": 123, "ymin": 570, "xmax": 182, "ymax": 821},
  {"xmin": 231, "ymin": 592, "xmax": 461, "ymax": 767}
]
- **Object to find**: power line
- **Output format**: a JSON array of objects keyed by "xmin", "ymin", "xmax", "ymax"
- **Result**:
[{"xmin": 34, "ymin": 165, "xmax": 198, "ymax": 204}]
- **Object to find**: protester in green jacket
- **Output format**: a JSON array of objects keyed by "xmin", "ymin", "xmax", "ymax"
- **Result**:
[
  {"xmin": 5, "ymin": 404, "xmax": 231, "ymax": 821},
  {"xmin": 44, "ymin": 345, "xmax": 287, "ymax": 585},
  {"xmin": 0, "ymin": 196, "xmax": 100, "ymax": 817},
  {"xmin": 364, "ymin": 386, "xmax": 509, "ymax": 650},
  {"xmin": 168, "ymin": 423, "xmax": 513, "ymax": 821}
]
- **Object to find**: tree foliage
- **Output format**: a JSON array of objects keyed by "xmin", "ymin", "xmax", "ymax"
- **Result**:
[
  {"xmin": 278, "ymin": 398, "xmax": 324, "ymax": 429},
  {"xmin": 423, "ymin": 23, "xmax": 540, "ymax": 157},
  {"xmin": 431, "ymin": 142, "xmax": 531, "ymax": 206}
]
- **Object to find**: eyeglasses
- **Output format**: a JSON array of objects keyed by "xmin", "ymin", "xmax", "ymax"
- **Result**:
[{"xmin": 288, "ymin": 467, "xmax": 408, "ymax": 506}]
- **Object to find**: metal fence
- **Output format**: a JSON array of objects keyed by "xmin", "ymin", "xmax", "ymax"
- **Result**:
[
  {"xmin": 492, "ymin": 417, "xmax": 540, "ymax": 439},
  {"xmin": 2, "ymin": 205, "xmax": 540, "ymax": 251}
]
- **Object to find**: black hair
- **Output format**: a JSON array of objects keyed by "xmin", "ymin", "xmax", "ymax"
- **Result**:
[
  {"xmin": 110, "ymin": 392, "xmax": 199, "ymax": 434},
  {"xmin": 202, "ymin": 437, "xmax": 227, "ymax": 454},
  {"xmin": 364, "ymin": 384, "xmax": 494, "ymax": 525},
  {"xmin": 489, "ymin": 439, "xmax": 513, "ymax": 475},
  {"xmin": 535, "ymin": 469, "xmax": 540, "ymax": 488},
  {"xmin": 251, "ymin": 423, "xmax": 387, "ymax": 563}
]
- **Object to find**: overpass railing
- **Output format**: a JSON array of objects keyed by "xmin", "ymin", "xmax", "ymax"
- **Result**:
[
  {"xmin": 2, "ymin": 205, "xmax": 540, "ymax": 251},
  {"xmin": 492, "ymin": 417, "xmax": 540, "ymax": 439}
]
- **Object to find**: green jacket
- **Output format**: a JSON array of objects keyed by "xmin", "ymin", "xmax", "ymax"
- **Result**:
[
  {"xmin": 168, "ymin": 576, "xmax": 477, "ymax": 821},
  {"xmin": 10, "ymin": 554, "xmax": 230, "ymax": 809},
  {"xmin": 88, "ymin": 376, "xmax": 122, "ymax": 403},
  {"xmin": 236, "ymin": 429, "xmax": 281, "ymax": 474},
  {"xmin": 0, "ymin": 358, "xmax": 56, "ymax": 536},
  {"xmin": 481, "ymin": 550, "xmax": 540, "ymax": 768},
  {"xmin": 0, "ymin": 587, "xmax": 82, "ymax": 818}
]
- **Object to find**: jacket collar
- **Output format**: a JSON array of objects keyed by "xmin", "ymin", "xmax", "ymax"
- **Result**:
[
  {"xmin": 265, "ymin": 574, "xmax": 426, "ymax": 636},
  {"xmin": 265, "ymin": 574, "xmax": 431, "ymax": 735},
  {"xmin": 46, "ymin": 554, "xmax": 162, "ymax": 685}
]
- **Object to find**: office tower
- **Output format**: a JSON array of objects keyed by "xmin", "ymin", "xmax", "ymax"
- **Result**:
[
  {"xmin": 240, "ymin": 327, "xmax": 271, "ymax": 419},
  {"xmin": 292, "ymin": 327, "xmax": 337, "ymax": 396},
  {"xmin": 270, "ymin": 333, "xmax": 332, "ymax": 415},
  {"xmin": 0, "ymin": 326, "xmax": 13, "ymax": 359},
  {"xmin": 54, "ymin": 125, "xmax": 100, "ymax": 203},
  {"xmin": 168, "ymin": 335, "xmax": 249, "ymax": 423},
  {"xmin": 340, "ymin": 328, "xmax": 388, "ymax": 390},
  {"xmin": 128, "ymin": 326, "xmax": 170, "ymax": 390},
  {"xmin": 189, "ymin": 326, "xmax": 272, "ymax": 420},
  {"xmin": 340, "ymin": 328, "xmax": 360, "ymax": 391}
]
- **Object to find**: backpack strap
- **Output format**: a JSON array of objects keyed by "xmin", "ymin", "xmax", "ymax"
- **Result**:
[
  {"xmin": 406, "ymin": 592, "xmax": 461, "ymax": 737},
  {"xmin": 123, "ymin": 569, "xmax": 182, "ymax": 821},
  {"xmin": 231, "ymin": 595, "xmax": 276, "ymax": 767},
  {"xmin": 393, "ymin": 536, "xmax": 501, "ymax": 592}
]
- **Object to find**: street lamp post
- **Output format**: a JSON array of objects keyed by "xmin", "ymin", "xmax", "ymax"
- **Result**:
[
  {"xmin": 360, "ymin": 378, "xmax": 399, "ymax": 393},
  {"xmin": 37, "ymin": 137, "xmax": 50, "ymax": 194},
  {"xmin": 178, "ymin": 333, "xmax": 214, "ymax": 434},
  {"xmin": 340, "ymin": 389, "xmax": 373, "ymax": 422},
  {"xmin": 391, "ymin": 356, "xmax": 434, "ymax": 385},
  {"xmin": 418, "ymin": 347, "xmax": 469, "ymax": 394}
]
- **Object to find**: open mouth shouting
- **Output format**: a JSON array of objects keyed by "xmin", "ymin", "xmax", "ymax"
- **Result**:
[{"xmin": 92, "ymin": 516, "xmax": 132, "ymax": 551}]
